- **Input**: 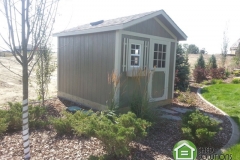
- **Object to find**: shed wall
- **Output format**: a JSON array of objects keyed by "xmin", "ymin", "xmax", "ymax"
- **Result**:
[
  {"xmin": 58, "ymin": 31, "xmax": 116, "ymax": 106},
  {"xmin": 124, "ymin": 18, "xmax": 174, "ymax": 39}
]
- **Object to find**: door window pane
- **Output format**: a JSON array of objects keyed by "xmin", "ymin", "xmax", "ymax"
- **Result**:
[{"xmin": 153, "ymin": 43, "xmax": 167, "ymax": 68}]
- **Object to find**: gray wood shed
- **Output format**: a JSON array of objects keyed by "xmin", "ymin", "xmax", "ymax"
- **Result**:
[{"xmin": 53, "ymin": 10, "xmax": 187, "ymax": 111}]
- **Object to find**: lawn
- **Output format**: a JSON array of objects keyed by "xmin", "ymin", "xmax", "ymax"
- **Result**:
[{"xmin": 201, "ymin": 84, "xmax": 240, "ymax": 159}]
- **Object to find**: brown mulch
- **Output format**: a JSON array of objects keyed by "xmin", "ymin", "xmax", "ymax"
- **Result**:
[{"xmin": 0, "ymin": 84, "xmax": 232, "ymax": 160}]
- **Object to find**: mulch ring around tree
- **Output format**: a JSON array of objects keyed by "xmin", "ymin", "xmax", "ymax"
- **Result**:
[{"xmin": 0, "ymin": 84, "xmax": 232, "ymax": 160}]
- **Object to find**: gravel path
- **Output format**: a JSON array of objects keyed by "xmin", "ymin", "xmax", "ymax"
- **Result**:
[{"xmin": 0, "ymin": 85, "xmax": 232, "ymax": 160}]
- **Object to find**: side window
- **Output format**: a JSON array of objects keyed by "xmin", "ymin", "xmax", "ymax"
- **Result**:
[
  {"xmin": 130, "ymin": 44, "xmax": 141, "ymax": 66},
  {"xmin": 153, "ymin": 43, "xmax": 166, "ymax": 68}
]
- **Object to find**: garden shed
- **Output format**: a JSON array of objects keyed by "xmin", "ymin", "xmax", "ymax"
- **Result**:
[{"xmin": 53, "ymin": 10, "xmax": 187, "ymax": 110}]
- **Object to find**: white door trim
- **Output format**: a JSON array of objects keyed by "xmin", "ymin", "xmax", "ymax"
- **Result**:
[{"xmin": 148, "ymin": 39, "xmax": 170, "ymax": 102}]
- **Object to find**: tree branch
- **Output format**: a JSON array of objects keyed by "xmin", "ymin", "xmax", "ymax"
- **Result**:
[{"xmin": 0, "ymin": 60, "xmax": 22, "ymax": 77}]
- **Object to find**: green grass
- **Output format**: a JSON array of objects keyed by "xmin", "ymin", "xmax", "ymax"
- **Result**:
[{"xmin": 201, "ymin": 84, "xmax": 240, "ymax": 158}]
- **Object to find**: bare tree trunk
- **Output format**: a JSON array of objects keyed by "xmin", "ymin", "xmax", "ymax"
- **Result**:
[
  {"xmin": 22, "ymin": 0, "xmax": 30, "ymax": 159},
  {"xmin": 22, "ymin": 52, "xmax": 30, "ymax": 159}
]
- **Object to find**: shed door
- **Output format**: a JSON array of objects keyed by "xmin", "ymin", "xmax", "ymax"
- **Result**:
[{"xmin": 148, "ymin": 39, "xmax": 170, "ymax": 102}]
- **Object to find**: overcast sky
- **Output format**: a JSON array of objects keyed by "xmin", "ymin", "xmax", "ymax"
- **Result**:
[{"xmin": 1, "ymin": 0, "xmax": 240, "ymax": 54}]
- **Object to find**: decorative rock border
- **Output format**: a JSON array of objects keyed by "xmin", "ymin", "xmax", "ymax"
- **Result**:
[{"xmin": 197, "ymin": 87, "xmax": 240, "ymax": 154}]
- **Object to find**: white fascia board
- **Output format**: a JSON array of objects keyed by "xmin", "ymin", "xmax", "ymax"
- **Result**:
[
  {"xmin": 160, "ymin": 11, "xmax": 187, "ymax": 40},
  {"xmin": 53, "ymin": 24, "xmax": 123, "ymax": 37}
]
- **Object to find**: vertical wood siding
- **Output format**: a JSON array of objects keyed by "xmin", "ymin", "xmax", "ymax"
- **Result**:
[
  {"xmin": 119, "ymin": 35, "xmax": 150, "ymax": 108},
  {"xmin": 58, "ymin": 31, "xmax": 116, "ymax": 105},
  {"xmin": 124, "ymin": 18, "xmax": 174, "ymax": 39}
]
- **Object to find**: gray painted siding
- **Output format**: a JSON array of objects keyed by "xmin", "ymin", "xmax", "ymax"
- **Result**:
[
  {"xmin": 124, "ymin": 18, "xmax": 174, "ymax": 39},
  {"xmin": 168, "ymin": 42, "xmax": 175, "ymax": 99},
  {"xmin": 119, "ymin": 35, "xmax": 150, "ymax": 108},
  {"xmin": 119, "ymin": 36, "xmax": 176, "ymax": 107},
  {"xmin": 58, "ymin": 31, "xmax": 116, "ymax": 105}
]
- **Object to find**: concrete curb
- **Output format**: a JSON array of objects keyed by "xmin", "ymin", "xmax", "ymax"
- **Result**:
[{"xmin": 197, "ymin": 87, "xmax": 240, "ymax": 154}]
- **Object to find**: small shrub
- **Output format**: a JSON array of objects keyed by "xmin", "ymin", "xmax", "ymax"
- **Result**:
[
  {"xmin": 29, "ymin": 105, "xmax": 49, "ymax": 129},
  {"xmin": 7, "ymin": 102, "xmax": 22, "ymax": 131},
  {"xmin": 210, "ymin": 68, "xmax": 225, "ymax": 79},
  {"xmin": 181, "ymin": 110, "xmax": 221, "ymax": 145},
  {"xmin": 177, "ymin": 89, "xmax": 196, "ymax": 106},
  {"xmin": 0, "ymin": 110, "xmax": 8, "ymax": 135},
  {"xmin": 71, "ymin": 110, "xmax": 97, "ymax": 137},
  {"xmin": 233, "ymin": 70, "xmax": 240, "ymax": 77},
  {"xmin": 94, "ymin": 112, "xmax": 151, "ymax": 157},
  {"xmin": 211, "ymin": 79, "xmax": 223, "ymax": 84},
  {"xmin": 62, "ymin": 111, "xmax": 151, "ymax": 157},
  {"xmin": 232, "ymin": 78, "xmax": 240, "ymax": 84},
  {"xmin": 193, "ymin": 67, "xmax": 207, "ymax": 83},
  {"xmin": 6, "ymin": 102, "xmax": 49, "ymax": 131},
  {"xmin": 50, "ymin": 111, "xmax": 74, "ymax": 135}
]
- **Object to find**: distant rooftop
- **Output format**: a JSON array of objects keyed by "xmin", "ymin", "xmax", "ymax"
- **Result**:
[{"xmin": 230, "ymin": 39, "xmax": 240, "ymax": 50}]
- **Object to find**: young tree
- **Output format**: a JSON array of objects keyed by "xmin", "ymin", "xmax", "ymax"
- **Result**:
[
  {"xmin": 209, "ymin": 54, "xmax": 217, "ymax": 69},
  {"xmin": 221, "ymin": 29, "xmax": 229, "ymax": 67},
  {"xmin": 175, "ymin": 44, "xmax": 190, "ymax": 91},
  {"xmin": 0, "ymin": 0, "xmax": 59, "ymax": 159},
  {"xmin": 196, "ymin": 53, "xmax": 205, "ymax": 68},
  {"xmin": 36, "ymin": 46, "xmax": 56, "ymax": 107}
]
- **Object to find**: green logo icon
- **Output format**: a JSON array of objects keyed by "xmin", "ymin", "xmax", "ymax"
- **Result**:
[{"xmin": 173, "ymin": 140, "xmax": 197, "ymax": 160}]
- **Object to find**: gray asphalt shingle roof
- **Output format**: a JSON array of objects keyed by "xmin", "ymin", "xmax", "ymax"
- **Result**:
[
  {"xmin": 54, "ymin": 9, "xmax": 187, "ymax": 41},
  {"xmin": 59, "ymin": 10, "xmax": 157, "ymax": 34}
]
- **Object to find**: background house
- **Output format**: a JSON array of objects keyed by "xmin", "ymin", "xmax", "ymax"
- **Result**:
[
  {"xmin": 230, "ymin": 38, "xmax": 240, "ymax": 55},
  {"xmin": 0, "ymin": 50, "xmax": 12, "ymax": 57},
  {"xmin": 54, "ymin": 10, "xmax": 187, "ymax": 111}
]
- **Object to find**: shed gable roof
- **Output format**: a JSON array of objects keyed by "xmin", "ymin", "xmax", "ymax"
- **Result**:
[{"xmin": 53, "ymin": 10, "xmax": 187, "ymax": 41}]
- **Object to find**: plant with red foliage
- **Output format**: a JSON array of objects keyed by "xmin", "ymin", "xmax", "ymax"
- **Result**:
[
  {"xmin": 210, "ymin": 68, "xmax": 225, "ymax": 79},
  {"xmin": 193, "ymin": 67, "xmax": 207, "ymax": 83}
]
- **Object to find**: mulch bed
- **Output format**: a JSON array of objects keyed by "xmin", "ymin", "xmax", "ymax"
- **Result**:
[{"xmin": 0, "ymin": 84, "xmax": 232, "ymax": 160}]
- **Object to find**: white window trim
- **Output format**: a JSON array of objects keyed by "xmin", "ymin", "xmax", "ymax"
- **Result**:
[{"xmin": 128, "ymin": 39, "xmax": 144, "ymax": 68}]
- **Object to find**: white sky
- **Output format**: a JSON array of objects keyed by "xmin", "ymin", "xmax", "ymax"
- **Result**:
[{"xmin": 1, "ymin": 0, "xmax": 240, "ymax": 54}]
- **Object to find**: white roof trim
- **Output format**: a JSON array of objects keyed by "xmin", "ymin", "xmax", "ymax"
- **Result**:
[
  {"xmin": 154, "ymin": 17, "xmax": 177, "ymax": 40},
  {"xmin": 53, "ymin": 10, "xmax": 187, "ymax": 40}
]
